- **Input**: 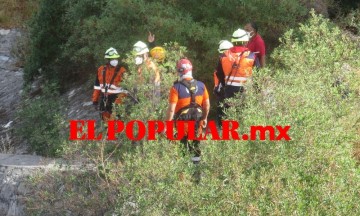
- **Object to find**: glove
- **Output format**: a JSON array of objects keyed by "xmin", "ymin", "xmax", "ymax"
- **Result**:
[
  {"xmin": 213, "ymin": 84, "xmax": 223, "ymax": 97},
  {"xmin": 93, "ymin": 101, "xmax": 99, "ymax": 110}
]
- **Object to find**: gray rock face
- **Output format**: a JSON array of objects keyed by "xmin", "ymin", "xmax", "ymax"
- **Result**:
[
  {"xmin": 0, "ymin": 28, "xmax": 25, "ymax": 154},
  {"xmin": 65, "ymin": 85, "xmax": 100, "ymax": 121},
  {"xmin": 0, "ymin": 26, "xmax": 101, "ymax": 215},
  {"xmin": 0, "ymin": 167, "xmax": 29, "ymax": 216},
  {"xmin": 0, "ymin": 27, "xmax": 44, "ymax": 215},
  {"xmin": 0, "ymin": 153, "xmax": 95, "ymax": 216}
]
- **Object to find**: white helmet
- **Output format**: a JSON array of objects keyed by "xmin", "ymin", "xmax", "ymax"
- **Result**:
[
  {"xmin": 218, "ymin": 40, "xmax": 233, "ymax": 53},
  {"xmin": 231, "ymin": 28, "xmax": 249, "ymax": 43},
  {"xmin": 104, "ymin": 47, "xmax": 120, "ymax": 59},
  {"xmin": 133, "ymin": 41, "xmax": 149, "ymax": 55}
]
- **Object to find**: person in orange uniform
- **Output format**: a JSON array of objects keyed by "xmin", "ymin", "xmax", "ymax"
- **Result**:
[
  {"xmin": 133, "ymin": 41, "xmax": 161, "ymax": 104},
  {"xmin": 215, "ymin": 28, "xmax": 256, "ymax": 99},
  {"xmin": 92, "ymin": 47, "xmax": 127, "ymax": 122},
  {"xmin": 213, "ymin": 40, "xmax": 233, "ymax": 127},
  {"xmin": 165, "ymin": 58, "xmax": 210, "ymax": 165}
]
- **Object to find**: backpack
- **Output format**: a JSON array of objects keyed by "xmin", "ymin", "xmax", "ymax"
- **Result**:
[{"xmin": 174, "ymin": 79, "xmax": 204, "ymax": 121}]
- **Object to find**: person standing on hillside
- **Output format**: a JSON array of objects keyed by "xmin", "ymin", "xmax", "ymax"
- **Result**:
[
  {"xmin": 216, "ymin": 28, "xmax": 256, "ymax": 98},
  {"xmin": 213, "ymin": 40, "xmax": 233, "ymax": 128},
  {"xmin": 133, "ymin": 41, "xmax": 161, "ymax": 105},
  {"xmin": 244, "ymin": 22, "xmax": 266, "ymax": 68},
  {"xmin": 165, "ymin": 58, "xmax": 210, "ymax": 182},
  {"xmin": 215, "ymin": 29, "xmax": 256, "ymax": 123},
  {"xmin": 92, "ymin": 47, "xmax": 127, "ymax": 122},
  {"xmin": 148, "ymin": 31, "xmax": 172, "ymax": 74}
]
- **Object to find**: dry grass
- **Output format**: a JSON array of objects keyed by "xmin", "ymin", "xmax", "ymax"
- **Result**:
[{"xmin": 0, "ymin": 0, "xmax": 39, "ymax": 28}]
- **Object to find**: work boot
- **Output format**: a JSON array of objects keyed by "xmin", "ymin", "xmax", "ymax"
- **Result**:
[{"xmin": 191, "ymin": 157, "xmax": 201, "ymax": 184}]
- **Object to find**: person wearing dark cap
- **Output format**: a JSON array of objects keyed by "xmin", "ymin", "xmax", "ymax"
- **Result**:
[{"xmin": 244, "ymin": 22, "xmax": 266, "ymax": 68}]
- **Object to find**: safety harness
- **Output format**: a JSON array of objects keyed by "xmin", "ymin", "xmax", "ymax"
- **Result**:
[
  {"xmin": 225, "ymin": 51, "xmax": 244, "ymax": 87},
  {"xmin": 174, "ymin": 79, "xmax": 204, "ymax": 121},
  {"xmin": 102, "ymin": 65, "xmax": 122, "ymax": 108}
]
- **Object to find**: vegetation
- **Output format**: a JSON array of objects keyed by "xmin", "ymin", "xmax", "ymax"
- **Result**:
[
  {"xmin": 17, "ymin": 0, "xmax": 322, "ymax": 157},
  {"xmin": 0, "ymin": 0, "xmax": 39, "ymax": 28},
  {"xmin": 16, "ymin": 84, "xmax": 66, "ymax": 156},
  {"xmin": 23, "ymin": 0, "xmax": 315, "ymax": 89},
  {"xmin": 1, "ymin": 0, "xmax": 358, "ymax": 214},
  {"xmin": 25, "ymin": 12, "xmax": 360, "ymax": 215}
]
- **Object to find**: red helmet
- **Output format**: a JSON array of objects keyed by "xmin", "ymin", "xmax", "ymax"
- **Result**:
[{"xmin": 176, "ymin": 58, "xmax": 192, "ymax": 75}]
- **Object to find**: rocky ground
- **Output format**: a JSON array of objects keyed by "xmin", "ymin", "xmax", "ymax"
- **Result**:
[
  {"xmin": 0, "ymin": 28, "xmax": 26, "ymax": 154},
  {"xmin": 0, "ymin": 154, "xmax": 55, "ymax": 216},
  {"xmin": 0, "ymin": 154, "xmax": 92, "ymax": 216},
  {"xmin": 0, "ymin": 27, "xmax": 49, "ymax": 216},
  {"xmin": 0, "ymin": 27, "xmax": 100, "ymax": 215}
]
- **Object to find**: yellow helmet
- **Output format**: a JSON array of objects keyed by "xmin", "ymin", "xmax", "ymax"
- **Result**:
[{"xmin": 150, "ymin": 46, "xmax": 166, "ymax": 62}]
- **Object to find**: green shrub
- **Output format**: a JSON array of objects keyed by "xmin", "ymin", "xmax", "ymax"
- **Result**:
[
  {"xmin": 336, "ymin": 8, "xmax": 360, "ymax": 34},
  {"xmin": 16, "ymin": 84, "xmax": 65, "ymax": 156},
  {"xmin": 24, "ymin": 0, "xmax": 70, "ymax": 87},
  {"xmin": 24, "ymin": 0, "xmax": 314, "ymax": 91}
]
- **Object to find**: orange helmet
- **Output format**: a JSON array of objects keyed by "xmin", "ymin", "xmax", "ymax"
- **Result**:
[
  {"xmin": 150, "ymin": 46, "xmax": 166, "ymax": 62},
  {"xmin": 176, "ymin": 58, "xmax": 192, "ymax": 75}
]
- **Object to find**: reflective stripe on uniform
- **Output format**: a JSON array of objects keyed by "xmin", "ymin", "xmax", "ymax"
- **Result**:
[
  {"xmin": 109, "ymin": 84, "xmax": 123, "ymax": 90},
  {"xmin": 101, "ymin": 89, "xmax": 127, "ymax": 94},
  {"xmin": 225, "ymin": 76, "xmax": 247, "ymax": 81},
  {"xmin": 226, "ymin": 82, "xmax": 245, "ymax": 87},
  {"xmin": 96, "ymin": 84, "xmax": 127, "ymax": 94},
  {"xmin": 99, "ymin": 83, "xmax": 122, "ymax": 89}
]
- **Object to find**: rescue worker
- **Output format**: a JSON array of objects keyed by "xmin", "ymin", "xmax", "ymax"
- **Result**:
[
  {"xmin": 216, "ymin": 29, "xmax": 256, "ymax": 98},
  {"xmin": 213, "ymin": 40, "xmax": 233, "ymax": 127},
  {"xmin": 150, "ymin": 46, "xmax": 173, "ymax": 74},
  {"xmin": 165, "ymin": 58, "xmax": 210, "ymax": 172},
  {"xmin": 133, "ymin": 41, "xmax": 161, "ymax": 104},
  {"xmin": 215, "ymin": 29, "xmax": 256, "ymax": 121},
  {"xmin": 244, "ymin": 22, "xmax": 266, "ymax": 68},
  {"xmin": 214, "ymin": 40, "xmax": 234, "ymax": 91},
  {"xmin": 92, "ymin": 47, "xmax": 127, "ymax": 122},
  {"xmin": 150, "ymin": 46, "xmax": 166, "ymax": 63}
]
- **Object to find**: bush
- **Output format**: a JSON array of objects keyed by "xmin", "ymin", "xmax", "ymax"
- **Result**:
[
  {"xmin": 16, "ymin": 84, "xmax": 66, "ymax": 156},
  {"xmin": 24, "ymin": 0, "xmax": 315, "ymax": 91},
  {"xmin": 24, "ymin": 0, "xmax": 70, "ymax": 87},
  {"xmin": 336, "ymin": 9, "xmax": 360, "ymax": 35}
]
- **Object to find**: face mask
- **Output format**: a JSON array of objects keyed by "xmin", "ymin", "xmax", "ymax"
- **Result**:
[
  {"xmin": 110, "ymin": 59, "xmax": 118, "ymax": 67},
  {"xmin": 247, "ymin": 31, "xmax": 254, "ymax": 38},
  {"xmin": 135, "ymin": 56, "xmax": 143, "ymax": 65}
]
